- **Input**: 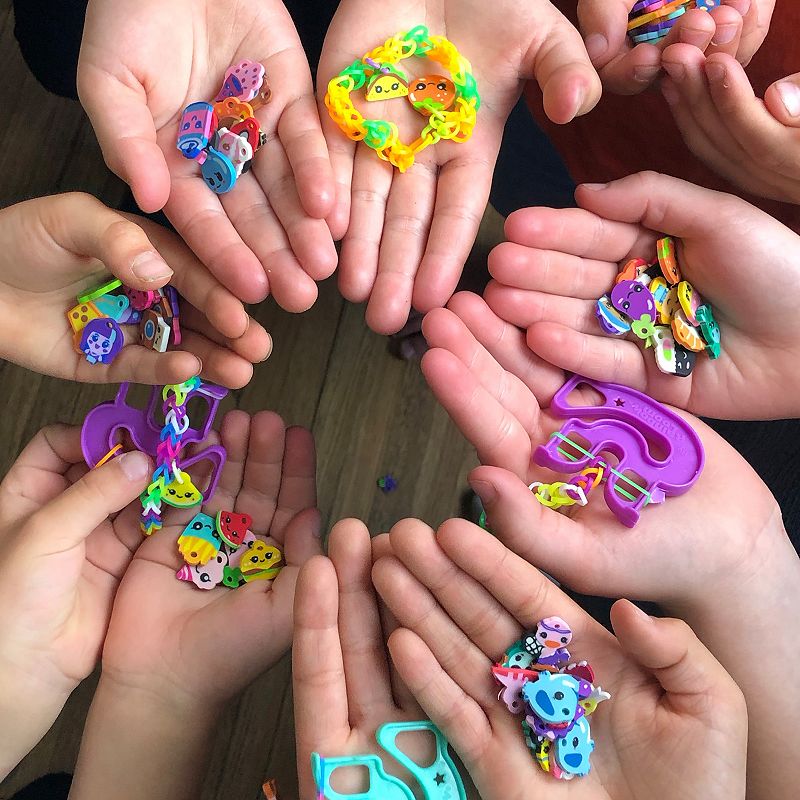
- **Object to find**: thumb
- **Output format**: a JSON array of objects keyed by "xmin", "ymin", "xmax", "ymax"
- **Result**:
[
  {"xmin": 44, "ymin": 193, "xmax": 174, "ymax": 289},
  {"xmin": 610, "ymin": 599, "xmax": 743, "ymax": 719},
  {"xmin": 26, "ymin": 451, "xmax": 152, "ymax": 555},
  {"xmin": 577, "ymin": 0, "xmax": 634, "ymax": 67},
  {"xmin": 77, "ymin": 62, "xmax": 171, "ymax": 213},
  {"xmin": 574, "ymin": 171, "xmax": 746, "ymax": 238},
  {"xmin": 764, "ymin": 72, "xmax": 800, "ymax": 127}
]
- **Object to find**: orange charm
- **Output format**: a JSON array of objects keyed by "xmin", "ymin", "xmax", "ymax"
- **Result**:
[
  {"xmin": 407, "ymin": 75, "xmax": 456, "ymax": 115},
  {"xmin": 671, "ymin": 309, "xmax": 705, "ymax": 352}
]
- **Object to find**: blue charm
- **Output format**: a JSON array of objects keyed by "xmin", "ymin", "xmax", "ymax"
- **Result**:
[
  {"xmin": 554, "ymin": 715, "xmax": 594, "ymax": 777},
  {"xmin": 93, "ymin": 292, "xmax": 131, "ymax": 321},
  {"xmin": 201, "ymin": 147, "xmax": 237, "ymax": 194},
  {"xmin": 522, "ymin": 672, "xmax": 582, "ymax": 724}
]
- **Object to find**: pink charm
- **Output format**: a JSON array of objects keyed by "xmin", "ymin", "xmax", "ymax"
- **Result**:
[
  {"xmin": 228, "ymin": 530, "xmax": 257, "ymax": 569},
  {"xmin": 563, "ymin": 661, "xmax": 595, "ymax": 684},
  {"xmin": 125, "ymin": 287, "xmax": 160, "ymax": 311},
  {"xmin": 214, "ymin": 60, "xmax": 266, "ymax": 102},
  {"xmin": 176, "ymin": 549, "xmax": 228, "ymax": 590},
  {"xmin": 491, "ymin": 665, "xmax": 540, "ymax": 715}
]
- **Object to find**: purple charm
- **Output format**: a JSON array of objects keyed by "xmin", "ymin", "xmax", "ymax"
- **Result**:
[
  {"xmin": 610, "ymin": 279, "xmax": 655, "ymax": 321},
  {"xmin": 78, "ymin": 318, "xmax": 124, "ymax": 365},
  {"xmin": 533, "ymin": 375, "xmax": 704, "ymax": 528}
]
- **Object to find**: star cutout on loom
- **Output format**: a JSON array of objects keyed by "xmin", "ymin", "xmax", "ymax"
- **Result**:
[
  {"xmin": 614, "ymin": 398, "xmax": 625, "ymax": 407},
  {"xmin": 434, "ymin": 773, "xmax": 446, "ymax": 786}
]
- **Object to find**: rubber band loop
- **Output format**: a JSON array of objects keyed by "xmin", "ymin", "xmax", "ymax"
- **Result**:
[
  {"xmin": 325, "ymin": 25, "xmax": 479, "ymax": 172},
  {"xmin": 93, "ymin": 443, "xmax": 123, "ymax": 469}
]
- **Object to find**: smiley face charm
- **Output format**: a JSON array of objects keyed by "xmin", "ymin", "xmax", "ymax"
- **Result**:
[
  {"xmin": 674, "ymin": 343, "xmax": 697, "ymax": 376},
  {"xmin": 695, "ymin": 304, "xmax": 721, "ymax": 359},
  {"xmin": 366, "ymin": 72, "xmax": 409, "ymax": 101},
  {"xmin": 677, "ymin": 280, "xmax": 702, "ymax": 325},
  {"xmin": 200, "ymin": 147, "xmax": 237, "ymax": 194},
  {"xmin": 610, "ymin": 279, "xmax": 655, "ymax": 321},
  {"xmin": 660, "ymin": 285, "xmax": 681, "ymax": 324},
  {"xmin": 657, "ymin": 236, "xmax": 681, "ymax": 285},
  {"xmin": 650, "ymin": 325, "xmax": 677, "ymax": 375},
  {"xmin": 671, "ymin": 309, "xmax": 706, "ymax": 352},
  {"xmin": 408, "ymin": 75, "xmax": 456, "ymax": 115}
]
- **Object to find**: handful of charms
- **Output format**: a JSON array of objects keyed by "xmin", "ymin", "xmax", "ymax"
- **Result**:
[
  {"xmin": 627, "ymin": 0, "xmax": 720, "ymax": 45},
  {"xmin": 67, "ymin": 278, "xmax": 180, "ymax": 366},
  {"xmin": 595, "ymin": 236, "xmax": 721, "ymax": 377},
  {"xmin": 176, "ymin": 509, "xmax": 283, "ymax": 590},
  {"xmin": 176, "ymin": 59, "xmax": 271, "ymax": 194},
  {"xmin": 492, "ymin": 617, "xmax": 610, "ymax": 780}
]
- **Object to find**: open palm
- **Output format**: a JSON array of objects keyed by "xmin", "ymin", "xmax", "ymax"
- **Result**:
[
  {"xmin": 372, "ymin": 517, "xmax": 747, "ymax": 800},
  {"xmin": 100, "ymin": 410, "xmax": 321, "ymax": 703},
  {"xmin": 484, "ymin": 173, "xmax": 800, "ymax": 419},
  {"xmin": 79, "ymin": 0, "xmax": 336, "ymax": 311},
  {"xmin": 318, "ymin": 0, "xmax": 601, "ymax": 334},
  {"xmin": 420, "ymin": 293, "xmax": 781, "ymax": 606}
]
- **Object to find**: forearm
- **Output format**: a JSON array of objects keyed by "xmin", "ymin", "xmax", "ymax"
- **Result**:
[
  {"xmin": 69, "ymin": 676, "xmax": 219, "ymax": 800},
  {"xmin": 667, "ymin": 517, "xmax": 800, "ymax": 800}
]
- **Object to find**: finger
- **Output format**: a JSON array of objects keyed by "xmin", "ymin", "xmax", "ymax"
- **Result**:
[
  {"xmin": 38, "ymin": 194, "xmax": 172, "ymax": 288},
  {"xmin": 532, "ymin": 10, "xmax": 602, "ymax": 122},
  {"xmin": 164, "ymin": 170, "xmax": 269, "ymax": 305},
  {"xmin": 175, "ymin": 330, "xmax": 254, "ymax": 390},
  {"xmin": 467, "ymin": 465, "xmax": 631, "ymax": 599},
  {"xmin": 705, "ymin": 55, "xmax": 800, "ymax": 174},
  {"xmin": 257, "ymin": 138, "xmax": 338, "ymax": 281},
  {"xmin": 202, "ymin": 410, "xmax": 251, "ymax": 516},
  {"xmin": 272, "ymin": 426, "xmax": 317, "ymax": 541},
  {"xmin": 218, "ymin": 171, "xmax": 320, "ymax": 312},
  {"xmin": 594, "ymin": 44, "xmax": 664, "ymax": 96},
  {"xmin": 269, "ymin": 50, "xmax": 335, "ymax": 220},
  {"xmin": 76, "ymin": 65, "xmax": 170, "ymax": 213},
  {"xmin": 729, "ymin": 0, "xmax": 774, "ymax": 65},
  {"xmin": 574, "ymin": 171, "xmax": 747, "ymax": 237},
  {"xmin": 387, "ymin": 628, "xmax": 493, "ymax": 766},
  {"xmin": 434, "ymin": 514, "xmax": 595, "ymax": 637},
  {"xmin": 578, "ymin": 0, "xmax": 636, "ymax": 70},
  {"xmin": 372, "ymin": 554, "xmax": 497, "ymax": 706},
  {"xmin": 610, "ymin": 599, "xmax": 744, "ymax": 719},
  {"xmin": 412, "ymin": 145, "xmax": 497, "ymax": 312},
  {"xmin": 75, "ymin": 342, "xmax": 202, "ymax": 387},
  {"xmin": 484, "ymin": 282, "xmax": 597, "ymax": 332},
  {"xmin": 526, "ymin": 321, "xmax": 649, "ymax": 389},
  {"xmin": 292, "ymin": 555, "xmax": 351, "ymax": 782},
  {"xmin": 25, "ymin": 450, "xmax": 152, "ymax": 555},
  {"xmin": 420, "ymin": 348, "xmax": 533, "ymax": 477},
  {"xmin": 446, "ymin": 292, "xmax": 565, "ymax": 404},
  {"xmin": 504, "ymin": 206, "xmax": 642, "ymax": 261},
  {"xmin": 366, "ymin": 161, "xmax": 437, "ymax": 335},
  {"xmin": 282, "ymin": 507, "xmax": 324, "ymax": 567},
  {"xmin": 180, "ymin": 304, "xmax": 272, "ymax": 364},
  {"xmin": 488, "ymin": 240, "xmax": 618, "ymax": 298},
  {"xmin": 764, "ymin": 72, "xmax": 800, "ymax": 127},
  {"xmin": 422, "ymin": 307, "xmax": 540, "ymax": 435},
  {"xmin": 387, "ymin": 518, "xmax": 521, "ymax": 662},
  {"xmin": 705, "ymin": 4, "xmax": 744, "ymax": 58},
  {"xmin": 321, "ymin": 109, "xmax": 355, "ymax": 241},
  {"xmin": 337, "ymin": 149, "xmax": 393, "ymax": 304},
  {"xmin": 329, "ymin": 519, "xmax": 395, "ymax": 722}
]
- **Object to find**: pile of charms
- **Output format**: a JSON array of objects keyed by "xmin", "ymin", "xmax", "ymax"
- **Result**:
[
  {"xmin": 627, "ymin": 0, "xmax": 720, "ymax": 45},
  {"xmin": 596, "ymin": 236, "xmax": 721, "ymax": 378},
  {"xmin": 177, "ymin": 59, "xmax": 271, "ymax": 194},
  {"xmin": 492, "ymin": 617, "xmax": 610, "ymax": 780},
  {"xmin": 176, "ymin": 510, "xmax": 283, "ymax": 590},
  {"xmin": 67, "ymin": 278, "xmax": 180, "ymax": 365}
]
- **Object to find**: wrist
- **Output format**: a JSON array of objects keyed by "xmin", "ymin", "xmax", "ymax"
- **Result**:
[{"xmin": 70, "ymin": 675, "xmax": 221, "ymax": 800}]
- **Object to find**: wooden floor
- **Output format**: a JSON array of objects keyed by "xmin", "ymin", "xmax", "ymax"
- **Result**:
[{"xmin": 0, "ymin": 4, "xmax": 501, "ymax": 798}]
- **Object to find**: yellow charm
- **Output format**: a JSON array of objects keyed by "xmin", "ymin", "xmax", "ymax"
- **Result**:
[
  {"xmin": 240, "ymin": 540, "xmax": 283, "ymax": 574},
  {"xmin": 162, "ymin": 474, "xmax": 203, "ymax": 508},
  {"xmin": 366, "ymin": 72, "xmax": 408, "ymax": 101}
]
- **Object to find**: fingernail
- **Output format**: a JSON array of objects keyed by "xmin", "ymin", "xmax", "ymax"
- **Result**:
[
  {"xmin": 661, "ymin": 80, "xmax": 680, "ymax": 105},
  {"xmin": 469, "ymin": 479, "xmax": 497, "ymax": 506},
  {"xmin": 705, "ymin": 61, "xmax": 727, "ymax": 85},
  {"xmin": 712, "ymin": 24, "xmax": 738, "ymax": 45},
  {"xmin": 584, "ymin": 33, "xmax": 608, "ymax": 62},
  {"xmin": 580, "ymin": 182, "xmax": 608, "ymax": 191},
  {"xmin": 776, "ymin": 80, "xmax": 800, "ymax": 118},
  {"xmin": 259, "ymin": 335, "xmax": 274, "ymax": 363},
  {"xmin": 118, "ymin": 450, "xmax": 151, "ymax": 481},
  {"xmin": 130, "ymin": 251, "xmax": 173, "ymax": 283},
  {"xmin": 661, "ymin": 61, "xmax": 685, "ymax": 81},
  {"xmin": 633, "ymin": 64, "xmax": 661, "ymax": 84},
  {"xmin": 737, "ymin": 0, "xmax": 751, "ymax": 14}
]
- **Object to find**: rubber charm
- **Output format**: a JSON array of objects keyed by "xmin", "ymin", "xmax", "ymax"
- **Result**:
[
  {"xmin": 656, "ymin": 236, "xmax": 681, "ymax": 284},
  {"xmin": 408, "ymin": 75, "xmax": 456, "ymax": 114},
  {"xmin": 93, "ymin": 293, "xmax": 131, "ymax": 321},
  {"xmin": 67, "ymin": 301, "xmax": 103, "ymax": 333},
  {"xmin": 677, "ymin": 280, "xmax": 702, "ymax": 325},
  {"xmin": 177, "ymin": 102, "xmax": 218, "ymax": 160},
  {"xmin": 610, "ymin": 280, "xmax": 655, "ymax": 320},
  {"xmin": 215, "ymin": 60, "xmax": 266, "ymax": 103},
  {"xmin": 77, "ymin": 278, "xmax": 123, "ymax": 305},
  {"xmin": 660, "ymin": 285, "xmax": 681, "ymax": 324},
  {"xmin": 239, "ymin": 540, "xmax": 283, "ymax": 574},
  {"xmin": 366, "ymin": 70, "xmax": 409, "ymax": 101},
  {"xmin": 176, "ymin": 551, "xmax": 227, "ymax": 589},
  {"xmin": 695, "ymin": 304, "xmax": 721, "ymax": 359},
  {"xmin": 178, "ymin": 512, "xmax": 222, "ymax": 565},
  {"xmin": 77, "ymin": 318, "xmax": 124, "ymax": 365},
  {"xmin": 201, "ymin": 146, "xmax": 238, "ymax": 194},
  {"xmin": 554, "ymin": 716, "xmax": 594, "ymax": 777},
  {"xmin": 671, "ymin": 308, "xmax": 706, "ymax": 352},
  {"xmin": 615, "ymin": 258, "xmax": 648, "ymax": 284},
  {"xmin": 216, "ymin": 510, "xmax": 252, "ymax": 549}
]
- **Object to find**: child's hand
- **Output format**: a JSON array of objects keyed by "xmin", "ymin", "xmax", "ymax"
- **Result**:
[
  {"xmin": 661, "ymin": 43, "xmax": 800, "ymax": 203},
  {"xmin": 372, "ymin": 518, "xmax": 748, "ymax": 800},
  {"xmin": 293, "ymin": 519, "xmax": 423, "ymax": 800},
  {"xmin": 574, "ymin": 0, "xmax": 766, "ymax": 94},
  {"xmin": 0, "ymin": 193, "xmax": 270, "ymax": 388},
  {"xmin": 78, "ymin": 0, "xmax": 336, "ymax": 310},
  {"xmin": 0, "ymin": 425, "xmax": 152, "ymax": 778},
  {"xmin": 484, "ymin": 172, "xmax": 800, "ymax": 419},
  {"xmin": 69, "ymin": 410, "xmax": 321, "ymax": 800},
  {"xmin": 318, "ymin": 0, "xmax": 602, "ymax": 335},
  {"xmin": 421, "ymin": 292, "xmax": 800, "ymax": 797}
]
